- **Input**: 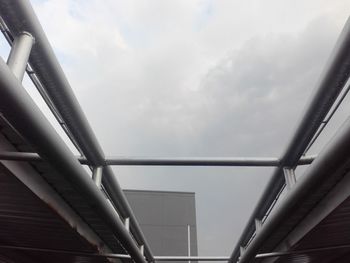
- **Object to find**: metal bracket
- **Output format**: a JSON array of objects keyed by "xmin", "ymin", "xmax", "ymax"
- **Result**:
[
  {"xmin": 283, "ymin": 167, "xmax": 296, "ymax": 190},
  {"xmin": 92, "ymin": 166, "xmax": 103, "ymax": 188},
  {"xmin": 7, "ymin": 31, "xmax": 34, "ymax": 81},
  {"xmin": 124, "ymin": 217, "xmax": 130, "ymax": 232},
  {"xmin": 255, "ymin": 219, "xmax": 262, "ymax": 232},
  {"xmin": 240, "ymin": 246, "xmax": 245, "ymax": 256}
]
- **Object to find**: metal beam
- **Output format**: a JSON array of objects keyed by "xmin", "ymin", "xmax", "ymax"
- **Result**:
[
  {"xmin": 0, "ymin": 152, "xmax": 316, "ymax": 166},
  {"xmin": 0, "ymin": 56, "xmax": 146, "ymax": 263},
  {"xmin": 230, "ymin": 16, "xmax": 350, "ymax": 263}
]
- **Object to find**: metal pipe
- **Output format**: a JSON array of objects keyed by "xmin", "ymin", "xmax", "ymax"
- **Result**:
[
  {"xmin": 254, "ymin": 244, "xmax": 350, "ymax": 258},
  {"xmin": 238, "ymin": 101, "xmax": 350, "ymax": 262},
  {"xmin": 0, "ymin": 152, "xmax": 316, "ymax": 166},
  {"xmin": 105, "ymin": 157, "xmax": 281, "ymax": 166},
  {"xmin": 0, "ymin": 0, "xmax": 105, "ymax": 164},
  {"xmin": 6, "ymin": 31, "xmax": 34, "ymax": 81},
  {"xmin": 104, "ymin": 156, "xmax": 315, "ymax": 166},
  {"xmin": 303, "ymin": 78, "xmax": 350, "ymax": 154},
  {"xmin": 0, "ymin": 2, "xmax": 154, "ymax": 260},
  {"xmin": 187, "ymin": 225, "xmax": 191, "ymax": 263},
  {"xmin": 0, "ymin": 245, "xmax": 230, "ymax": 261},
  {"xmin": 2, "ymin": 243, "xmax": 350, "ymax": 261},
  {"xmin": 230, "ymin": 16, "xmax": 350, "ymax": 263},
  {"xmin": 0, "ymin": 57, "xmax": 146, "ymax": 263},
  {"xmin": 0, "ymin": 16, "xmax": 86, "ymax": 157},
  {"xmin": 102, "ymin": 165, "xmax": 155, "ymax": 261},
  {"xmin": 0, "ymin": 245, "xmax": 132, "ymax": 259}
]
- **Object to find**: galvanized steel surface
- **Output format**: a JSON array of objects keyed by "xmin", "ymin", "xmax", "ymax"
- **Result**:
[
  {"xmin": 0, "ymin": 152, "xmax": 316, "ymax": 166},
  {"xmin": 238, "ymin": 109, "xmax": 350, "ymax": 262},
  {"xmin": 0, "ymin": 1, "xmax": 350, "ymax": 263},
  {"xmin": 0, "ymin": 55, "xmax": 145, "ymax": 262},
  {"xmin": 0, "ymin": 1, "xmax": 154, "ymax": 260},
  {"xmin": 230, "ymin": 16, "xmax": 350, "ymax": 263}
]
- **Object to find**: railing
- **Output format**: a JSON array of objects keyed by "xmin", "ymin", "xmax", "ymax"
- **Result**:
[
  {"xmin": 230, "ymin": 16, "xmax": 350, "ymax": 263},
  {"xmin": 0, "ymin": 1, "xmax": 349, "ymax": 263},
  {"xmin": 0, "ymin": 0, "xmax": 153, "ymax": 262}
]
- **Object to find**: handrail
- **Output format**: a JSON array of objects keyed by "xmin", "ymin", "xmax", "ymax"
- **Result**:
[
  {"xmin": 0, "ymin": 152, "xmax": 316, "ymax": 166},
  {"xmin": 0, "ymin": 0, "xmax": 153, "ymax": 261},
  {"xmin": 0, "ymin": 57, "xmax": 146, "ymax": 263},
  {"xmin": 230, "ymin": 16, "xmax": 350, "ymax": 263}
]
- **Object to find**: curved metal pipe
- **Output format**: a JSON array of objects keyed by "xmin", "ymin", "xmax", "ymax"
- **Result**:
[
  {"xmin": 238, "ymin": 112, "xmax": 350, "ymax": 262},
  {"xmin": 0, "ymin": 1, "xmax": 154, "ymax": 261},
  {"xmin": 0, "ymin": 57, "xmax": 146, "ymax": 263},
  {"xmin": 230, "ymin": 16, "xmax": 350, "ymax": 263}
]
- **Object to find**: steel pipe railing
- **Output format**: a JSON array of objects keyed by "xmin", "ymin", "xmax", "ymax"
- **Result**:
[
  {"xmin": 238, "ymin": 109, "xmax": 350, "ymax": 263},
  {"xmin": 0, "ymin": 0, "xmax": 154, "ymax": 261},
  {"xmin": 0, "ymin": 56, "xmax": 146, "ymax": 263},
  {"xmin": 2, "ymin": 243, "xmax": 350, "ymax": 261},
  {"xmin": 0, "ymin": 16, "xmax": 86, "ymax": 157},
  {"xmin": 102, "ymin": 156, "xmax": 314, "ymax": 166},
  {"xmin": 230, "ymin": 16, "xmax": 350, "ymax": 263},
  {"xmin": 0, "ymin": 152, "xmax": 316, "ymax": 166}
]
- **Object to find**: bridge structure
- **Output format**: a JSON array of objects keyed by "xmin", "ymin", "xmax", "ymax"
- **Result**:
[{"xmin": 0, "ymin": 0, "xmax": 350, "ymax": 262}]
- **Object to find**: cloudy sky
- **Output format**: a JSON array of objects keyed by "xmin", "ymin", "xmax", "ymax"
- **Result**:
[{"xmin": 1, "ymin": 0, "xmax": 350, "ymax": 257}]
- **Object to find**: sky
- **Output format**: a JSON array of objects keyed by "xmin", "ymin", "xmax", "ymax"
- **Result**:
[{"xmin": 1, "ymin": 0, "xmax": 350, "ymax": 257}]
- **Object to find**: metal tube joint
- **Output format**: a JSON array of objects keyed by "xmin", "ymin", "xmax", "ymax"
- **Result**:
[
  {"xmin": 7, "ymin": 31, "xmax": 35, "ymax": 81},
  {"xmin": 283, "ymin": 167, "xmax": 296, "ymax": 190},
  {"xmin": 92, "ymin": 166, "xmax": 103, "ymax": 188}
]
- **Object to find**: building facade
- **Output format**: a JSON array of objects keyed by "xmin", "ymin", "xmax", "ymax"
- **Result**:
[{"xmin": 124, "ymin": 190, "xmax": 198, "ymax": 262}]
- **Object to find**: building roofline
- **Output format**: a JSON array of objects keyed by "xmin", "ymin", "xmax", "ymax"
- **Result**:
[{"xmin": 123, "ymin": 189, "xmax": 196, "ymax": 195}]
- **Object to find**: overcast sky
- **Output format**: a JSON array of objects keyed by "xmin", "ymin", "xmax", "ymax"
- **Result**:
[{"xmin": 1, "ymin": 0, "xmax": 350, "ymax": 257}]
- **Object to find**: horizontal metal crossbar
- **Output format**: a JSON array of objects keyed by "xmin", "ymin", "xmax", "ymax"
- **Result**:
[
  {"xmin": 0, "ymin": 1, "xmax": 349, "ymax": 263},
  {"xmin": 1, "ymin": 243, "xmax": 350, "ymax": 261},
  {"xmin": 0, "ymin": 151, "xmax": 316, "ymax": 167}
]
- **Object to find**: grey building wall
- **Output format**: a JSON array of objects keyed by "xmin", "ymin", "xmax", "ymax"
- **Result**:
[{"xmin": 124, "ymin": 190, "xmax": 198, "ymax": 261}]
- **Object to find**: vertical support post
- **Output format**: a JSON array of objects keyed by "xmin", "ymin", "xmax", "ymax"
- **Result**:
[
  {"xmin": 187, "ymin": 225, "xmax": 191, "ymax": 263},
  {"xmin": 283, "ymin": 167, "xmax": 296, "ymax": 190},
  {"xmin": 240, "ymin": 246, "xmax": 245, "ymax": 257},
  {"xmin": 254, "ymin": 219, "xmax": 262, "ymax": 233},
  {"xmin": 7, "ymin": 32, "xmax": 34, "ymax": 81},
  {"xmin": 92, "ymin": 166, "xmax": 103, "ymax": 188},
  {"xmin": 124, "ymin": 217, "xmax": 130, "ymax": 232}
]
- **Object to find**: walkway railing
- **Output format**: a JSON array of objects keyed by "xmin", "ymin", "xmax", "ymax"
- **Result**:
[{"xmin": 0, "ymin": 1, "xmax": 349, "ymax": 263}]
